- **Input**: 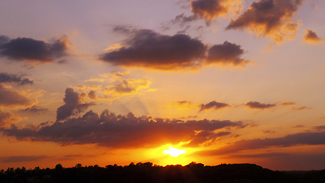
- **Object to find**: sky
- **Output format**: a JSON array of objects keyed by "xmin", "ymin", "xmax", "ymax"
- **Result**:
[{"xmin": 0, "ymin": 0, "xmax": 324, "ymax": 171}]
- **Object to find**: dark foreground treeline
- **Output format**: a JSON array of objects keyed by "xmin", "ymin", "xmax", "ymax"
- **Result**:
[{"xmin": 0, "ymin": 162, "xmax": 324, "ymax": 183}]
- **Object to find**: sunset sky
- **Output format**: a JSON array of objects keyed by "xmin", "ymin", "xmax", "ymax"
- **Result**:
[{"xmin": 0, "ymin": 0, "xmax": 324, "ymax": 171}]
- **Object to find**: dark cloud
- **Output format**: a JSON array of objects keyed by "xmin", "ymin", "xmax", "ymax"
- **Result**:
[
  {"xmin": 245, "ymin": 101, "xmax": 276, "ymax": 109},
  {"xmin": 88, "ymin": 90, "xmax": 97, "ymax": 100},
  {"xmin": 101, "ymin": 29, "xmax": 206, "ymax": 70},
  {"xmin": 227, "ymin": 152, "xmax": 288, "ymax": 158},
  {"xmin": 160, "ymin": 13, "xmax": 198, "ymax": 34},
  {"xmin": 0, "ymin": 84, "xmax": 35, "ymax": 108},
  {"xmin": 199, "ymin": 100, "xmax": 229, "ymax": 111},
  {"xmin": 0, "ymin": 35, "xmax": 70, "ymax": 63},
  {"xmin": 0, "ymin": 155, "xmax": 47, "ymax": 163},
  {"xmin": 101, "ymin": 28, "xmax": 251, "ymax": 70},
  {"xmin": 56, "ymin": 88, "xmax": 95, "ymax": 121},
  {"xmin": 0, "ymin": 72, "xmax": 33, "ymax": 85},
  {"xmin": 303, "ymin": 30, "xmax": 322, "ymax": 44},
  {"xmin": 198, "ymin": 131, "xmax": 325, "ymax": 156},
  {"xmin": 191, "ymin": 0, "xmax": 241, "ymax": 24},
  {"xmin": 1, "ymin": 110, "xmax": 247, "ymax": 148},
  {"xmin": 170, "ymin": 13, "xmax": 198, "ymax": 27},
  {"xmin": 280, "ymin": 101, "xmax": 296, "ymax": 106},
  {"xmin": 226, "ymin": 0, "xmax": 303, "ymax": 43},
  {"xmin": 261, "ymin": 130, "xmax": 276, "ymax": 134},
  {"xmin": 313, "ymin": 126, "xmax": 325, "ymax": 131},
  {"xmin": 19, "ymin": 106, "xmax": 48, "ymax": 115},
  {"xmin": 113, "ymin": 25, "xmax": 138, "ymax": 35},
  {"xmin": 206, "ymin": 41, "xmax": 251, "ymax": 66},
  {"xmin": 227, "ymin": 152, "xmax": 325, "ymax": 170}
]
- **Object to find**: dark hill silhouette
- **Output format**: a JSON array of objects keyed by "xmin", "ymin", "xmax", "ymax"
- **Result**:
[{"xmin": 0, "ymin": 162, "xmax": 324, "ymax": 183}]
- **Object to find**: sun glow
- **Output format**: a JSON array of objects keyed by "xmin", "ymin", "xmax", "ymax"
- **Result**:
[{"xmin": 162, "ymin": 146, "xmax": 187, "ymax": 157}]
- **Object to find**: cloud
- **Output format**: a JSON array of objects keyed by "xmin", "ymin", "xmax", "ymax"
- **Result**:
[
  {"xmin": 291, "ymin": 106, "xmax": 312, "ymax": 111},
  {"xmin": 171, "ymin": 13, "xmax": 198, "ymax": 26},
  {"xmin": 56, "ymin": 88, "xmax": 95, "ymax": 121},
  {"xmin": 206, "ymin": 41, "xmax": 251, "ymax": 66},
  {"xmin": 245, "ymin": 101, "xmax": 276, "ymax": 109},
  {"xmin": 0, "ymin": 155, "xmax": 47, "ymax": 163},
  {"xmin": 101, "ymin": 28, "xmax": 251, "ymax": 71},
  {"xmin": 81, "ymin": 71, "xmax": 153, "ymax": 100},
  {"xmin": 190, "ymin": 0, "xmax": 242, "ymax": 24},
  {"xmin": 101, "ymin": 29, "xmax": 206, "ymax": 71},
  {"xmin": 81, "ymin": 71, "xmax": 155, "ymax": 100},
  {"xmin": 19, "ymin": 106, "xmax": 48, "ymax": 115},
  {"xmin": 226, "ymin": 0, "xmax": 304, "ymax": 43},
  {"xmin": 198, "ymin": 131, "xmax": 325, "ymax": 156},
  {"xmin": 226, "ymin": 152, "xmax": 325, "ymax": 170},
  {"xmin": 1, "ymin": 110, "xmax": 247, "ymax": 148},
  {"xmin": 0, "ymin": 109, "xmax": 20, "ymax": 127},
  {"xmin": 303, "ymin": 30, "xmax": 323, "ymax": 44},
  {"xmin": 280, "ymin": 101, "xmax": 296, "ymax": 106},
  {"xmin": 0, "ymin": 73, "xmax": 33, "ymax": 85},
  {"xmin": 168, "ymin": 101, "xmax": 197, "ymax": 110},
  {"xmin": 313, "ymin": 126, "xmax": 325, "ymax": 131},
  {"xmin": 186, "ymin": 131, "xmax": 231, "ymax": 147},
  {"xmin": 0, "ymin": 35, "xmax": 70, "ymax": 63},
  {"xmin": 88, "ymin": 90, "xmax": 97, "ymax": 100},
  {"xmin": 199, "ymin": 100, "xmax": 229, "ymax": 111},
  {"xmin": 0, "ymin": 84, "xmax": 36, "ymax": 108},
  {"xmin": 105, "ymin": 79, "xmax": 150, "ymax": 96}
]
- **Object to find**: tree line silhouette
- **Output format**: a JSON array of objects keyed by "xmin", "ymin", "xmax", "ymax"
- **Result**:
[{"xmin": 0, "ymin": 162, "xmax": 324, "ymax": 183}]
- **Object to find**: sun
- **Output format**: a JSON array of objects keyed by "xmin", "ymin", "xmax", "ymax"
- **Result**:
[{"xmin": 162, "ymin": 146, "xmax": 187, "ymax": 157}]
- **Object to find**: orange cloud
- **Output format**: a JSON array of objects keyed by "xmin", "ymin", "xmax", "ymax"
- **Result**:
[
  {"xmin": 168, "ymin": 101, "xmax": 197, "ymax": 110},
  {"xmin": 303, "ymin": 30, "xmax": 323, "ymax": 44},
  {"xmin": 77, "ymin": 71, "xmax": 153, "ymax": 101},
  {"xmin": 0, "ymin": 109, "xmax": 20, "ymax": 127}
]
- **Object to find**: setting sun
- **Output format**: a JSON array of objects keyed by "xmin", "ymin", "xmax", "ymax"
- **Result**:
[{"xmin": 162, "ymin": 146, "xmax": 187, "ymax": 157}]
